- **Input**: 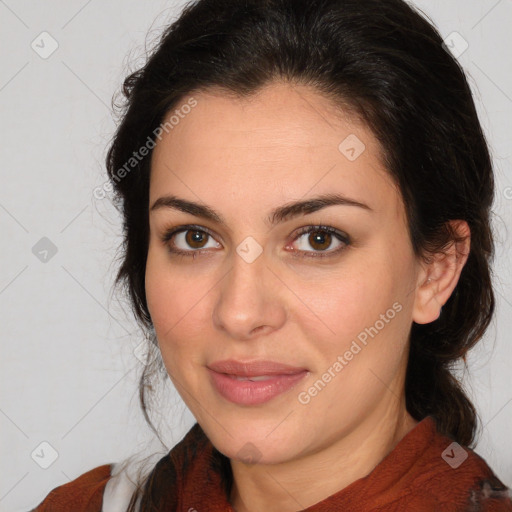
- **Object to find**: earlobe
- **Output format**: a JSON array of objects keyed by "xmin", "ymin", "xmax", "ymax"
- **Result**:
[
  {"xmin": 412, "ymin": 275, "xmax": 443, "ymax": 325},
  {"xmin": 412, "ymin": 220, "xmax": 470, "ymax": 325}
]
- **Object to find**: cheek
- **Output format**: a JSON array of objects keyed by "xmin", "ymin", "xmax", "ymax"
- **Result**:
[
  {"xmin": 290, "ymin": 249, "xmax": 414, "ymax": 388},
  {"xmin": 145, "ymin": 248, "xmax": 200, "ymax": 344},
  {"xmin": 145, "ymin": 250, "xmax": 210, "ymax": 358},
  {"xmin": 145, "ymin": 252, "xmax": 177, "ymax": 333},
  {"xmin": 292, "ymin": 268, "xmax": 411, "ymax": 425},
  {"xmin": 291, "ymin": 261, "xmax": 396, "ymax": 345}
]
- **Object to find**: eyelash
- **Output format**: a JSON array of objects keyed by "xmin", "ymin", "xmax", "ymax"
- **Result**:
[{"xmin": 160, "ymin": 224, "xmax": 350, "ymax": 260}]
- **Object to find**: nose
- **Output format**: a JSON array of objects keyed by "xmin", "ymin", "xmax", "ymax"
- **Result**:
[{"xmin": 212, "ymin": 246, "xmax": 287, "ymax": 341}]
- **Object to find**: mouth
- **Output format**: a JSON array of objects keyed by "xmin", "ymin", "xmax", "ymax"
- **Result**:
[{"xmin": 207, "ymin": 359, "xmax": 309, "ymax": 406}]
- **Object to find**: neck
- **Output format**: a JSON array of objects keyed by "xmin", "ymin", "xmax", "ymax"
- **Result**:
[{"xmin": 229, "ymin": 401, "xmax": 418, "ymax": 512}]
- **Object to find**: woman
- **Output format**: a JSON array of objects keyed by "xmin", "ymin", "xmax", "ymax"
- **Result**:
[{"xmin": 32, "ymin": 0, "xmax": 512, "ymax": 510}]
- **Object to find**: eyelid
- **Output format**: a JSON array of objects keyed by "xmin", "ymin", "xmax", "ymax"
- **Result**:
[{"xmin": 161, "ymin": 224, "xmax": 217, "ymax": 242}]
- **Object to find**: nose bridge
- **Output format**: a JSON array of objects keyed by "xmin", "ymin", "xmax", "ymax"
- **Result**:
[{"xmin": 212, "ymin": 238, "xmax": 286, "ymax": 339}]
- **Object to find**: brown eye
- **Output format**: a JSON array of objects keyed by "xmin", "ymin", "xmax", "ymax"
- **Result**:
[
  {"xmin": 290, "ymin": 225, "xmax": 350, "ymax": 258},
  {"xmin": 162, "ymin": 226, "xmax": 222, "ymax": 255}
]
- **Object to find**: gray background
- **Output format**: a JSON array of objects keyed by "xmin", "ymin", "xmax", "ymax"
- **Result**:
[{"xmin": 0, "ymin": 1, "xmax": 511, "ymax": 510}]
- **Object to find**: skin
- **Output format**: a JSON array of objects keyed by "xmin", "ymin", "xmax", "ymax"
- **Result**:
[{"xmin": 145, "ymin": 81, "xmax": 470, "ymax": 512}]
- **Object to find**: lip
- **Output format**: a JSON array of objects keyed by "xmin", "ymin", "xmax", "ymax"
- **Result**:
[
  {"xmin": 208, "ymin": 359, "xmax": 307, "ymax": 377},
  {"xmin": 207, "ymin": 359, "xmax": 309, "ymax": 406}
]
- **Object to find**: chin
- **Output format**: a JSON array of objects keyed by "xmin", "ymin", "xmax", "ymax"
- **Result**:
[{"xmin": 199, "ymin": 414, "xmax": 306, "ymax": 465}]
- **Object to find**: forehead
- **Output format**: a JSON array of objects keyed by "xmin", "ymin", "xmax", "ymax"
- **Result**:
[{"xmin": 149, "ymin": 82, "xmax": 400, "ymax": 220}]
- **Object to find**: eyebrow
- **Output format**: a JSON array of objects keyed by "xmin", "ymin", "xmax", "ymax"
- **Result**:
[{"xmin": 150, "ymin": 193, "xmax": 372, "ymax": 227}]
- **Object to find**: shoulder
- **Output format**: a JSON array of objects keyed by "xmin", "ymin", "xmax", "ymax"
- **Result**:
[
  {"xmin": 30, "ymin": 425, "xmax": 207, "ymax": 512},
  {"xmin": 102, "ymin": 425, "xmax": 208, "ymax": 511},
  {"xmin": 404, "ymin": 417, "xmax": 512, "ymax": 511},
  {"xmin": 30, "ymin": 464, "xmax": 113, "ymax": 512}
]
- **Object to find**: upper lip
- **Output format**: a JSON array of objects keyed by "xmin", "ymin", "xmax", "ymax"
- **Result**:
[{"xmin": 207, "ymin": 359, "xmax": 307, "ymax": 377}]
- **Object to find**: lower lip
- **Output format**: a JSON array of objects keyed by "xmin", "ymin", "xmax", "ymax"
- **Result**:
[{"xmin": 208, "ymin": 369, "xmax": 308, "ymax": 406}]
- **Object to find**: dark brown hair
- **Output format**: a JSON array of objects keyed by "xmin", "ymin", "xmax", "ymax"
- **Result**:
[{"xmin": 105, "ymin": 0, "xmax": 495, "ymax": 509}]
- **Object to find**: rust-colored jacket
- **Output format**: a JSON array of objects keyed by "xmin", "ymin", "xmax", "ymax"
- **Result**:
[{"xmin": 32, "ymin": 416, "xmax": 512, "ymax": 511}]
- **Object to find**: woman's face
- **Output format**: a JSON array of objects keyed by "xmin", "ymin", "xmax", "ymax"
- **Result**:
[{"xmin": 146, "ymin": 82, "xmax": 426, "ymax": 464}]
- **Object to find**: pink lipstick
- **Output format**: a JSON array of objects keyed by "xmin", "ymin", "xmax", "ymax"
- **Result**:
[{"xmin": 207, "ymin": 359, "xmax": 308, "ymax": 406}]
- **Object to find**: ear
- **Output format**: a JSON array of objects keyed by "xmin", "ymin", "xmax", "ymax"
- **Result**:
[{"xmin": 412, "ymin": 220, "xmax": 471, "ymax": 325}]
